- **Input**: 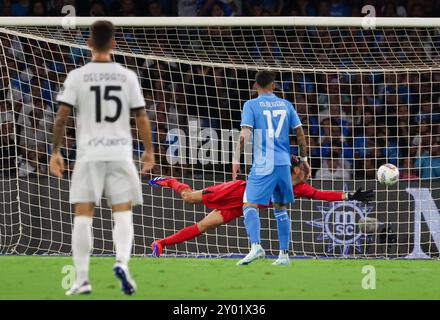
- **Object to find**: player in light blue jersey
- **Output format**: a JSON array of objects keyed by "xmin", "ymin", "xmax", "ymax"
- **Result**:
[{"xmin": 232, "ymin": 70, "xmax": 310, "ymax": 265}]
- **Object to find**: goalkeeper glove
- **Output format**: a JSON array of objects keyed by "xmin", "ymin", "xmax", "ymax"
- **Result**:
[{"xmin": 346, "ymin": 188, "xmax": 374, "ymax": 203}]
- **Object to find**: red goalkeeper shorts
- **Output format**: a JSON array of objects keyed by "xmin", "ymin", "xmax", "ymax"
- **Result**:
[
  {"xmin": 217, "ymin": 208, "xmax": 243, "ymax": 224},
  {"xmin": 202, "ymin": 180, "xmax": 246, "ymax": 224},
  {"xmin": 202, "ymin": 180, "xmax": 246, "ymax": 210}
]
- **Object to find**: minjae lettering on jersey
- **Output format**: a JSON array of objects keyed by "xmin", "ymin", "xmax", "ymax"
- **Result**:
[{"xmin": 83, "ymin": 73, "xmax": 127, "ymax": 83}]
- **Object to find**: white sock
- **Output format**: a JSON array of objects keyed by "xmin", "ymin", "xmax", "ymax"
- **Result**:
[
  {"xmin": 72, "ymin": 216, "xmax": 93, "ymax": 285},
  {"xmin": 113, "ymin": 211, "xmax": 133, "ymax": 267}
]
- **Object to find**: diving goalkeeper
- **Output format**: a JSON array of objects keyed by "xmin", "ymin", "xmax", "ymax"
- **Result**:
[{"xmin": 149, "ymin": 156, "xmax": 374, "ymax": 258}]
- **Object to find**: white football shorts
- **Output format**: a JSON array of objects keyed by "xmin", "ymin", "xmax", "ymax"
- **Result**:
[{"xmin": 69, "ymin": 160, "xmax": 143, "ymax": 206}]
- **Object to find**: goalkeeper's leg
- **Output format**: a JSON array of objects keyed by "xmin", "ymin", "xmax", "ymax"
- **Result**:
[
  {"xmin": 152, "ymin": 210, "xmax": 224, "ymax": 257},
  {"xmin": 66, "ymin": 202, "xmax": 94, "ymax": 296},
  {"xmin": 149, "ymin": 176, "xmax": 214, "ymax": 205},
  {"xmin": 149, "ymin": 177, "xmax": 194, "ymax": 199}
]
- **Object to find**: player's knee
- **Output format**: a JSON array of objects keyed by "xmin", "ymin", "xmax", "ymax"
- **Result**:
[
  {"xmin": 197, "ymin": 222, "xmax": 207, "ymax": 232},
  {"xmin": 182, "ymin": 192, "xmax": 197, "ymax": 204},
  {"xmin": 273, "ymin": 203, "xmax": 287, "ymax": 210},
  {"xmin": 112, "ymin": 202, "xmax": 132, "ymax": 212},
  {"xmin": 74, "ymin": 203, "xmax": 95, "ymax": 217},
  {"xmin": 243, "ymin": 203, "xmax": 258, "ymax": 209},
  {"xmin": 197, "ymin": 221, "xmax": 211, "ymax": 232}
]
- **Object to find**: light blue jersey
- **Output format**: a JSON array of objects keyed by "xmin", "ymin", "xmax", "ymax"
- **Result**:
[
  {"xmin": 241, "ymin": 93, "xmax": 301, "ymax": 174},
  {"xmin": 241, "ymin": 92, "xmax": 301, "ymax": 206},
  {"xmin": 240, "ymin": 91, "xmax": 300, "ymax": 253}
]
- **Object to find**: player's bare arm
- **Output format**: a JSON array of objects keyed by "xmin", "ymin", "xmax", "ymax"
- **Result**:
[
  {"xmin": 49, "ymin": 104, "xmax": 71, "ymax": 178},
  {"xmin": 232, "ymin": 125, "xmax": 251, "ymax": 181},
  {"xmin": 133, "ymin": 108, "xmax": 155, "ymax": 173},
  {"xmin": 295, "ymin": 125, "xmax": 311, "ymax": 180}
]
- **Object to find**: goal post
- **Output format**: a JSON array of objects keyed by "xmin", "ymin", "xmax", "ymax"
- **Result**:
[
  {"xmin": 1, "ymin": 16, "xmax": 440, "ymax": 27},
  {"xmin": 1, "ymin": 16, "xmax": 440, "ymax": 258}
]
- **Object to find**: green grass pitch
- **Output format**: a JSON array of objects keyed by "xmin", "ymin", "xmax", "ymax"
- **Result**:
[{"xmin": 0, "ymin": 256, "xmax": 439, "ymax": 300}]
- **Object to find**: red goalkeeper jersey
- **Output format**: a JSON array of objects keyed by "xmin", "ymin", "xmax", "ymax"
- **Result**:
[{"xmin": 202, "ymin": 180, "xmax": 344, "ymax": 210}]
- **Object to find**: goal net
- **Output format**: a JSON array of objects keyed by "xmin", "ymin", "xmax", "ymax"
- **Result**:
[{"xmin": 1, "ymin": 17, "xmax": 440, "ymax": 259}]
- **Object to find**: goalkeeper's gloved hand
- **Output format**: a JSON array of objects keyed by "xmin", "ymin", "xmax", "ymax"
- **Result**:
[{"xmin": 347, "ymin": 188, "xmax": 374, "ymax": 203}]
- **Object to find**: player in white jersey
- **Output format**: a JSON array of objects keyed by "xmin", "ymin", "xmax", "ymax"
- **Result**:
[{"xmin": 49, "ymin": 21, "xmax": 154, "ymax": 296}]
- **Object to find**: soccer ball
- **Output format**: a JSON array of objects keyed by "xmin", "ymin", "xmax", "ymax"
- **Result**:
[{"xmin": 377, "ymin": 164, "xmax": 399, "ymax": 186}]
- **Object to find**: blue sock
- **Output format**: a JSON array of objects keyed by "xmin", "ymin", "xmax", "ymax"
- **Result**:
[
  {"xmin": 243, "ymin": 206, "xmax": 260, "ymax": 245},
  {"xmin": 274, "ymin": 209, "xmax": 290, "ymax": 252}
]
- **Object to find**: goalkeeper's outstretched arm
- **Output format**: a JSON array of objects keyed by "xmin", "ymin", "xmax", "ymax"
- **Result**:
[
  {"xmin": 291, "ymin": 163, "xmax": 374, "ymax": 203},
  {"xmin": 296, "ymin": 182, "xmax": 374, "ymax": 204}
]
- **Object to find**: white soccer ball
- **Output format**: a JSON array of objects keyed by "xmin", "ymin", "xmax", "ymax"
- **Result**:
[{"xmin": 377, "ymin": 163, "xmax": 399, "ymax": 186}]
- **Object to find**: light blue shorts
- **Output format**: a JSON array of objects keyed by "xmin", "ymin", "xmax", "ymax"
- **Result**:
[{"xmin": 243, "ymin": 165, "xmax": 294, "ymax": 206}]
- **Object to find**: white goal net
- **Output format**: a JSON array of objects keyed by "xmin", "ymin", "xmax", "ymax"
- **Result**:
[{"xmin": 1, "ymin": 17, "xmax": 440, "ymax": 259}]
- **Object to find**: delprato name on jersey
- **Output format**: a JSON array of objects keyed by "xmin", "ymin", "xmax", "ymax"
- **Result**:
[{"xmin": 56, "ymin": 62, "xmax": 145, "ymax": 162}]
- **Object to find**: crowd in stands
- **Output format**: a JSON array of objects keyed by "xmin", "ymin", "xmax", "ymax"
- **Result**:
[
  {"xmin": 0, "ymin": 0, "xmax": 439, "ymax": 18},
  {"xmin": 0, "ymin": 0, "xmax": 440, "ymax": 182}
]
